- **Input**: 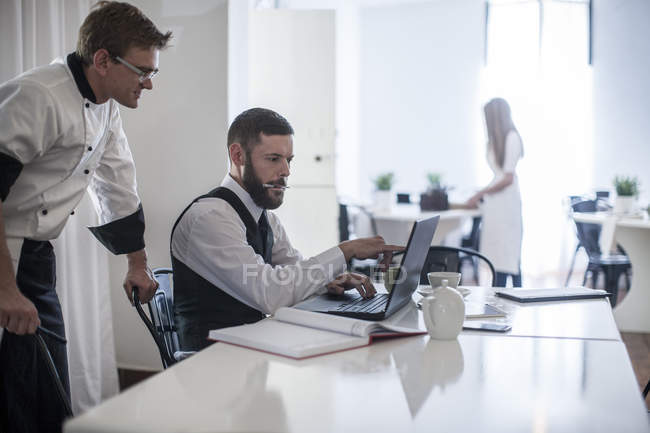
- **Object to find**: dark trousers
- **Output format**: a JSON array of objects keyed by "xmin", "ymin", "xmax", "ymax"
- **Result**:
[
  {"xmin": 496, "ymin": 270, "xmax": 522, "ymax": 287},
  {"xmin": 0, "ymin": 240, "xmax": 69, "ymax": 433}
]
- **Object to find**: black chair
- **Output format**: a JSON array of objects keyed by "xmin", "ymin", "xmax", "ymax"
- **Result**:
[
  {"xmin": 420, "ymin": 246, "xmax": 496, "ymax": 287},
  {"xmin": 338, "ymin": 203, "xmax": 379, "ymax": 276},
  {"xmin": 459, "ymin": 216, "xmax": 482, "ymax": 282},
  {"xmin": 34, "ymin": 327, "xmax": 73, "ymax": 418},
  {"xmin": 567, "ymin": 200, "xmax": 631, "ymax": 306},
  {"xmin": 133, "ymin": 268, "xmax": 193, "ymax": 369},
  {"xmin": 595, "ymin": 190, "xmax": 610, "ymax": 203},
  {"xmin": 565, "ymin": 195, "xmax": 615, "ymax": 285},
  {"xmin": 564, "ymin": 196, "xmax": 589, "ymax": 286}
]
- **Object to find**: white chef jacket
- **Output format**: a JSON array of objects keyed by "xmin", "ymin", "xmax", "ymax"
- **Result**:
[
  {"xmin": 479, "ymin": 130, "xmax": 523, "ymax": 274},
  {"xmin": 0, "ymin": 56, "xmax": 142, "ymax": 257},
  {"xmin": 171, "ymin": 174, "xmax": 348, "ymax": 315}
]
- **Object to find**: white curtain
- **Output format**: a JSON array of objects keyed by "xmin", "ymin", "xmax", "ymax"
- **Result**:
[{"xmin": 0, "ymin": 0, "xmax": 119, "ymax": 414}]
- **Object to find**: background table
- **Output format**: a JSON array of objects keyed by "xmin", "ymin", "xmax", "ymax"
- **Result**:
[
  {"xmin": 371, "ymin": 204, "xmax": 480, "ymax": 245},
  {"xmin": 64, "ymin": 290, "xmax": 648, "ymax": 433},
  {"xmin": 573, "ymin": 212, "xmax": 650, "ymax": 332}
]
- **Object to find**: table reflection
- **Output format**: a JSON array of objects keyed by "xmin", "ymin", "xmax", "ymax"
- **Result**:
[{"xmin": 392, "ymin": 337, "xmax": 464, "ymax": 417}]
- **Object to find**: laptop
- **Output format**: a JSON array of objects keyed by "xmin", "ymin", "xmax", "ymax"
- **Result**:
[{"xmin": 293, "ymin": 215, "xmax": 439, "ymax": 321}]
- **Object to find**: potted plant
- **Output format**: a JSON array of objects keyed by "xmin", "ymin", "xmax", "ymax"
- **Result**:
[
  {"xmin": 420, "ymin": 172, "xmax": 449, "ymax": 211},
  {"xmin": 372, "ymin": 172, "xmax": 394, "ymax": 210},
  {"xmin": 613, "ymin": 175, "xmax": 639, "ymax": 215}
]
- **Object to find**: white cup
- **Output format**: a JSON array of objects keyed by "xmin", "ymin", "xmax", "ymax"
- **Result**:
[
  {"xmin": 383, "ymin": 265, "xmax": 401, "ymax": 293},
  {"xmin": 427, "ymin": 272, "xmax": 461, "ymax": 289}
]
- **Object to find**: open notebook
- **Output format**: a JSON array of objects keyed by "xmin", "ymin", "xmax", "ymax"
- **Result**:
[{"xmin": 208, "ymin": 305, "xmax": 424, "ymax": 360}]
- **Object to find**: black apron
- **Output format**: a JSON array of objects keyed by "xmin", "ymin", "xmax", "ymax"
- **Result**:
[{"xmin": 0, "ymin": 239, "xmax": 69, "ymax": 433}]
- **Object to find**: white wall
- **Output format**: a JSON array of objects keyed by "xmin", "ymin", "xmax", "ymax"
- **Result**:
[
  {"xmin": 110, "ymin": 0, "xmax": 228, "ymax": 370},
  {"xmin": 335, "ymin": 4, "xmax": 362, "ymax": 202},
  {"xmin": 358, "ymin": 0, "xmax": 485, "ymax": 201},
  {"xmin": 228, "ymin": 0, "xmax": 254, "ymax": 122},
  {"xmin": 593, "ymin": 0, "xmax": 650, "ymax": 205},
  {"xmin": 107, "ymin": 0, "xmax": 650, "ymax": 370},
  {"xmin": 277, "ymin": 0, "xmax": 486, "ymax": 203},
  {"xmin": 271, "ymin": 0, "xmax": 365, "ymax": 203},
  {"xmin": 248, "ymin": 10, "xmax": 338, "ymax": 256}
]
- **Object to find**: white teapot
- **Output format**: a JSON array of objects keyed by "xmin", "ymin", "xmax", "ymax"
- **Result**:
[{"xmin": 421, "ymin": 279, "xmax": 465, "ymax": 340}]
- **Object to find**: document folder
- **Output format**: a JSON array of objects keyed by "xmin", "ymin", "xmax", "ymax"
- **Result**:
[{"xmin": 495, "ymin": 287, "xmax": 611, "ymax": 303}]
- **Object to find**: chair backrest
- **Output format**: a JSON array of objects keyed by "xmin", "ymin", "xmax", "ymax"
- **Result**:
[
  {"xmin": 149, "ymin": 269, "xmax": 180, "ymax": 363},
  {"xmin": 133, "ymin": 268, "xmax": 179, "ymax": 369},
  {"xmin": 568, "ymin": 195, "xmax": 583, "ymax": 204},
  {"xmin": 595, "ymin": 190, "xmax": 610, "ymax": 201},
  {"xmin": 338, "ymin": 203, "xmax": 351, "ymax": 242},
  {"xmin": 460, "ymin": 216, "xmax": 482, "ymax": 251},
  {"xmin": 571, "ymin": 200, "xmax": 602, "ymax": 257},
  {"xmin": 420, "ymin": 246, "xmax": 496, "ymax": 287},
  {"xmin": 338, "ymin": 203, "xmax": 377, "ymax": 241}
]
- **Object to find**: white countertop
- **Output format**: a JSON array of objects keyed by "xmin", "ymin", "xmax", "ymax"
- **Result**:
[
  {"xmin": 457, "ymin": 286, "xmax": 621, "ymax": 341},
  {"xmin": 64, "ymin": 288, "xmax": 647, "ymax": 433},
  {"xmin": 65, "ymin": 334, "xmax": 647, "ymax": 433}
]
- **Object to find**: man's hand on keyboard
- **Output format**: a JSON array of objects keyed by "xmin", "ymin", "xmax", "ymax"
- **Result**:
[{"xmin": 326, "ymin": 272, "xmax": 376, "ymax": 299}]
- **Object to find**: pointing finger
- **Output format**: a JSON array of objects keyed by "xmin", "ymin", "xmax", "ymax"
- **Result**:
[
  {"xmin": 352, "ymin": 274, "xmax": 375, "ymax": 299},
  {"xmin": 353, "ymin": 280, "xmax": 366, "ymax": 298},
  {"xmin": 364, "ymin": 279, "xmax": 377, "ymax": 297}
]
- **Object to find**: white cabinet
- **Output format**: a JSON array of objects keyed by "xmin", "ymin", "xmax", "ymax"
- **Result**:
[{"xmin": 249, "ymin": 10, "xmax": 337, "ymax": 256}]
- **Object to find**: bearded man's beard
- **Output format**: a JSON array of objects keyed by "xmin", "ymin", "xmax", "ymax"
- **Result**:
[{"xmin": 242, "ymin": 154, "xmax": 284, "ymax": 210}]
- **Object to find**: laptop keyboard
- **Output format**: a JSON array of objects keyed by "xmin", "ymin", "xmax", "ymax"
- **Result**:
[{"xmin": 335, "ymin": 293, "xmax": 389, "ymax": 313}]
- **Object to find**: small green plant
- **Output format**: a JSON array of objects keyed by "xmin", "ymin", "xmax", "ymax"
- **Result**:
[
  {"xmin": 426, "ymin": 172, "xmax": 444, "ymax": 190},
  {"xmin": 373, "ymin": 172, "xmax": 394, "ymax": 191},
  {"xmin": 613, "ymin": 176, "xmax": 639, "ymax": 197}
]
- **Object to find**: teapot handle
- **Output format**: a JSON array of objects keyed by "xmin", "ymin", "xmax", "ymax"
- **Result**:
[{"xmin": 421, "ymin": 296, "xmax": 437, "ymax": 333}]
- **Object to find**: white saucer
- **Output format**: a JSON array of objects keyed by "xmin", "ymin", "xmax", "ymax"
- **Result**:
[{"xmin": 417, "ymin": 286, "xmax": 470, "ymax": 297}]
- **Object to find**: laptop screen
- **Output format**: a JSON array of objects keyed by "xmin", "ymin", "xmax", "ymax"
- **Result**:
[{"xmin": 384, "ymin": 216, "xmax": 439, "ymax": 316}]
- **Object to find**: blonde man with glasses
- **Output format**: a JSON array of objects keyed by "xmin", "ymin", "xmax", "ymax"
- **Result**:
[{"xmin": 0, "ymin": 2, "xmax": 171, "ymax": 431}]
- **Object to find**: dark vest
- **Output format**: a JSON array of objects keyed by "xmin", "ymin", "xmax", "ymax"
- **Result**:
[{"xmin": 171, "ymin": 187, "xmax": 272, "ymax": 351}]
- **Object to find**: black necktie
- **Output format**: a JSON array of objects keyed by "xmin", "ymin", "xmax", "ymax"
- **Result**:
[{"xmin": 258, "ymin": 211, "xmax": 274, "ymax": 263}]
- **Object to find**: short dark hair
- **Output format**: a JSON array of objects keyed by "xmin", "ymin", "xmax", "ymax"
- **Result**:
[
  {"xmin": 227, "ymin": 108, "xmax": 294, "ymax": 153},
  {"xmin": 77, "ymin": 1, "xmax": 172, "ymax": 65}
]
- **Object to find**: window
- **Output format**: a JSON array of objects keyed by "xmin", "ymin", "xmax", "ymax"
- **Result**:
[{"xmin": 482, "ymin": 0, "xmax": 592, "ymax": 281}]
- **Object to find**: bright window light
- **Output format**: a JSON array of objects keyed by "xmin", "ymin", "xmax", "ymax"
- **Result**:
[{"xmin": 482, "ymin": 0, "xmax": 593, "ymax": 281}]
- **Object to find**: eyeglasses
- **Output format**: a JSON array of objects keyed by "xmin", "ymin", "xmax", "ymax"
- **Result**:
[{"xmin": 114, "ymin": 56, "xmax": 159, "ymax": 82}]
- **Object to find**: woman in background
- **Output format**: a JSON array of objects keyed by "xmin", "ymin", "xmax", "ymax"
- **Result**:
[{"xmin": 465, "ymin": 98, "xmax": 523, "ymax": 287}]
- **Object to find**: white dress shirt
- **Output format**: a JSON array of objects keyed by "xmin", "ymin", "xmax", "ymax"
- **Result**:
[{"xmin": 171, "ymin": 174, "xmax": 347, "ymax": 315}]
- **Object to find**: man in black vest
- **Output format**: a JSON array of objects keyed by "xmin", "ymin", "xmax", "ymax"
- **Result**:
[{"xmin": 172, "ymin": 108, "xmax": 402, "ymax": 351}]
